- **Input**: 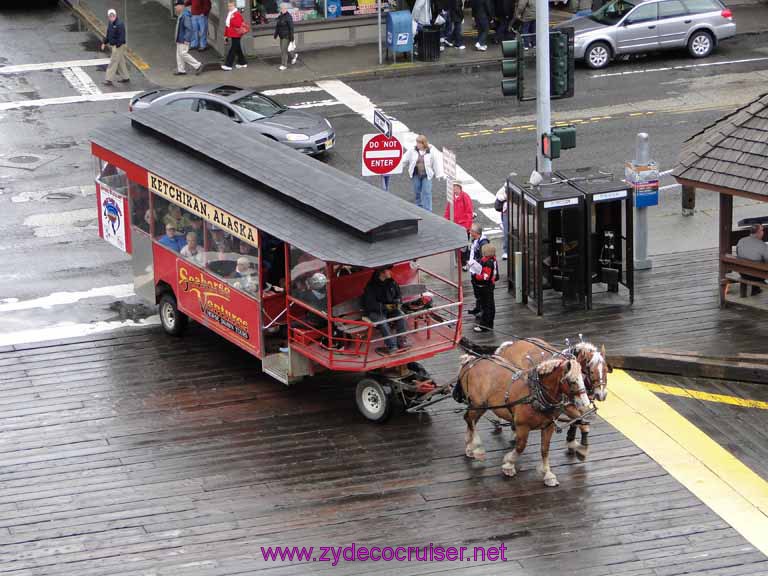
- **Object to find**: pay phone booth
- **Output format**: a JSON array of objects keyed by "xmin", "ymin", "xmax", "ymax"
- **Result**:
[
  {"xmin": 557, "ymin": 168, "xmax": 634, "ymax": 309},
  {"xmin": 506, "ymin": 176, "xmax": 587, "ymax": 316}
]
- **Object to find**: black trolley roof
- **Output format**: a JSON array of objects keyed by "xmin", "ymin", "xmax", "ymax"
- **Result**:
[
  {"xmin": 556, "ymin": 168, "xmax": 631, "ymax": 202},
  {"xmin": 507, "ymin": 175, "xmax": 584, "ymax": 208},
  {"xmin": 91, "ymin": 109, "xmax": 467, "ymax": 268}
]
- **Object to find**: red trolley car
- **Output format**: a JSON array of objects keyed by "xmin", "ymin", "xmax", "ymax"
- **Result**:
[{"xmin": 92, "ymin": 110, "xmax": 466, "ymax": 421}]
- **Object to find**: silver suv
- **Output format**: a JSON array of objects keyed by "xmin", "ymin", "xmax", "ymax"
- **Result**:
[{"xmin": 564, "ymin": 0, "xmax": 736, "ymax": 69}]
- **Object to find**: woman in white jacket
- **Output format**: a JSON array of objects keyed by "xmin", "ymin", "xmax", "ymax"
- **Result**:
[{"xmin": 403, "ymin": 135, "xmax": 443, "ymax": 212}]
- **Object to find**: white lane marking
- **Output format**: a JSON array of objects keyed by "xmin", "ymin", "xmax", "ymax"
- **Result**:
[
  {"xmin": 288, "ymin": 99, "xmax": 342, "ymax": 109},
  {"xmin": 65, "ymin": 66, "xmax": 102, "ymax": 96},
  {"xmin": 589, "ymin": 57, "xmax": 768, "ymax": 79},
  {"xmin": 0, "ymin": 317, "xmax": 160, "ymax": 347},
  {"xmin": 0, "ymin": 92, "xmax": 140, "ymax": 111},
  {"xmin": 0, "ymin": 59, "xmax": 111, "ymax": 74},
  {"xmin": 262, "ymin": 86, "xmax": 325, "ymax": 96},
  {"xmin": 365, "ymin": 150, "xmax": 402, "ymax": 159},
  {"xmin": 316, "ymin": 80, "xmax": 496, "ymax": 206},
  {"xmin": 23, "ymin": 208, "xmax": 96, "ymax": 238},
  {"xmin": 0, "ymin": 284, "xmax": 135, "ymax": 312}
]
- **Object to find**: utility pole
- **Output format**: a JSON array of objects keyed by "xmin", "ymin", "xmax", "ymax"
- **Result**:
[{"xmin": 535, "ymin": 0, "xmax": 551, "ymax": 177}]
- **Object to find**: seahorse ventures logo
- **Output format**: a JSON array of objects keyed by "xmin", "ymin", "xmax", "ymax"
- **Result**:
[
  {"xmin": 102, "ymin": 197, "xmax": 122, "ymax": 235},
  {"xmin": 177, "ymin": 266, "xmax": 249, "ymax": 341}
]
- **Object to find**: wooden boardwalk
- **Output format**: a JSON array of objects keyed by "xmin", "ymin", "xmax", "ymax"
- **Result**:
[{"xmin": 1, "ymin": 250, "xmax": 767, "ymax": 575}]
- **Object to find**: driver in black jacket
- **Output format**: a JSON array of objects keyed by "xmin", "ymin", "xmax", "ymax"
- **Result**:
[{"xmin": 363, "ymin": 266, "xmax": 411, "ymax": 355}]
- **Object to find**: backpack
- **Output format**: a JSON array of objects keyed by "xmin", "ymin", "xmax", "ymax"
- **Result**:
[{"xmin": 494, "ymin": 197, "xmax": 504, "ymax": 212}]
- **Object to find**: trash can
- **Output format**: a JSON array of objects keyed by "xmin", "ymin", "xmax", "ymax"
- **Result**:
[{"xmin": 417, "ymin": 25, "xmax": 441, "ymax": 62}]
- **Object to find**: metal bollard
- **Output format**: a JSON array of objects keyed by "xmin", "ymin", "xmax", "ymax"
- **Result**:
[{"xmin": 627, "ymin": 133, "xmax": 656, "ymax": 271}]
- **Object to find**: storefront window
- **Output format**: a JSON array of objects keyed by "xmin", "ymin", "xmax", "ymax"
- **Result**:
[{"xmin": 255, "ymin": 0, "xmax": 392, "ymax": 24}]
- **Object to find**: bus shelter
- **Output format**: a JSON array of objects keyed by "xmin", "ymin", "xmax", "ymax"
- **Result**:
[
  {"xmin": 506, "ymin": 176, "xmax": 587, "ymax": 316},
  {"xmin": 557, "ymin": 168, "xmax": 634, "ymax": 308}
]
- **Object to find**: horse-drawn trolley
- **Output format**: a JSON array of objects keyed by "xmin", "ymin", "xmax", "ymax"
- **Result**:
[{"xmin": 91, "ymin": 109, "xmax": 467, "ymax": 422}]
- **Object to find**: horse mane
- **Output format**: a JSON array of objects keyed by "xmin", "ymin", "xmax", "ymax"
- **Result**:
[
  {"xmin": 538, "ymin": 357, "xmax": 582, "ymax": 382},
  {"xmin": 571, "ymin": 342, "xmax": 597, "ymax": 356},
  {"xmin": 494, "ymin": 341, "xmax": 516, "ymax": 355}
]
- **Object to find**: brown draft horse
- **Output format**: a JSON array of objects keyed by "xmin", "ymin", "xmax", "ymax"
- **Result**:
[
  {"xmin": 495, "ymin": 338, "xmax": 611, "ymax": 460},
  {"xmin": 454, "ymin": 355, "xmax": 591, "ymax": 487}
]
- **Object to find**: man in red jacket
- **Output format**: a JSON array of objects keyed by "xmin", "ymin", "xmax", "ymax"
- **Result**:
[
  {"xmin": 190, "ymin": 0, "xmax": 211, "ymax": 50},
  {"xmin": 444, "ymin": 181, "xmax": 474, "ymax": 269}
]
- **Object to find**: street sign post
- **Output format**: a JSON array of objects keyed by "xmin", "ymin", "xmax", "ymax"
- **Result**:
[
  {"xmin": 362, "ymin": 133, "xmax": 404, "ymax": 178},
  {"xmin": 442, "ymin": 147, "xmax": 456, "ymax": 202},
  {"xmin": 373, "ymin": 109, "xmax": 393, "ymax": 139}
]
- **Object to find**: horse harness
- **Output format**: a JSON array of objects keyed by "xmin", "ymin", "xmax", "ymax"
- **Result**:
[{"xmin": 459, "ymin": 354, "xmax": 570, "ymax": 415}]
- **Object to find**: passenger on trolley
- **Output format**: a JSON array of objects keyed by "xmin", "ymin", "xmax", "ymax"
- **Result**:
[
  {"xmin": 158, "ymin": 224, "xmax": 186, "ymax": 252},
  {"xmin": 363, "ymin": 266, "xmax": 411, "ymax": 356}
]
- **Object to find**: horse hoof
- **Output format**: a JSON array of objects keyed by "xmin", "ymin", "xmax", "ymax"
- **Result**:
[
  {"xmin": 502, "ymin": 463, "xmax": 517, "ymax": 477},
  {"xmin": 543, "ymin": 473, "xmax": 559, "ymax": 487},
  {"xmin": 575, "ymin": 445, "xmax": 589, "ymax": 461},
  {"xmin": 566, "ymin": 440, "xmax": 578, "ymax": 455},
  {"xmin": 473, "ymin": 449, "xmax": 486, "ymax": 461}
]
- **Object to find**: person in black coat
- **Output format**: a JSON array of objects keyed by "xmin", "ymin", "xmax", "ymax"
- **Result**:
[
  {"xmin": 445, "ymin": 0, "xmax": 466, "ymax": 48},
  {"xmin": 471, "ymin": 0, "xmax": 492, "ymax": 50},
  {"xmin": 101, "ymin": 9, "xmax": 129, "ymax": 85},
  {"xmin": 274, "ymin": 3, "xmax": 296, "ymax": 70},
  {"xmin": 363, "ymin": 267, "xmax": 410, "ymax": 355},
  {"xmin": 493, "ymin": 0, "xmax": 515, "ymax": 43}
]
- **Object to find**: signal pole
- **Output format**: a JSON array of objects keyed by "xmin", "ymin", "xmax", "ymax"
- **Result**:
[{"xmin": 535, "ymin": 0, "xmax": 551, "ymax": 177}]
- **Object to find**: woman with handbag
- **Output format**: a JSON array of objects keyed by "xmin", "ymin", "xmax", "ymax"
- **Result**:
[
  {"xmin": 222, "ymin": 1, "xmax": 249, "ymax": 71},
  {"xmin": 274, "ymin": 3, "xmax": 297, "ymax": 71}
]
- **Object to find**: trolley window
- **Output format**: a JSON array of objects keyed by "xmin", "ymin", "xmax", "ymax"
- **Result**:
[
  {"xmin": 94, "ymin": 159, "xmax": 128, "ymax": 196},
  {"xmin": 204, "ymin": 223, "xmax": 260, "ymax": 297},
  {"xmin": 290, "ymin": 247, "xmax": 328, "ymax": 314},
  {"xmin": 128, "ymin": 182, "xmax": 151, "ymax": 235}
]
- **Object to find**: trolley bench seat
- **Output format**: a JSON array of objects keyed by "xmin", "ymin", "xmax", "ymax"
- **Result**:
[{"xmin": 332, "ymin": 284, "xmax": 427, "ymax": 337}]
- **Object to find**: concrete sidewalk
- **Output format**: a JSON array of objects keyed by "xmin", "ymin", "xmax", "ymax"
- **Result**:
[{"xmin": 68, "ymin": 0, "xmax": 768, "ymax": 90}]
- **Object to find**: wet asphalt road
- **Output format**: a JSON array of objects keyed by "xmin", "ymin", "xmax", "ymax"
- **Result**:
[{"xmin": 1, "ymin": 3, "xmax": 768, "ymax": 340}]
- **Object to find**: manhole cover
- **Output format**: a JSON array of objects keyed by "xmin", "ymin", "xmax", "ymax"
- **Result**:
[
  {"xmin": 43, "ymin": 191, "xmax": 75, "ymax": 201},
  {"xmin": 0, "ymin": 152, "xmax": 59, "ymax": 171},
  {"xmin": 7, "ymin": 155, "xmax": 40, "ymax": 164}
]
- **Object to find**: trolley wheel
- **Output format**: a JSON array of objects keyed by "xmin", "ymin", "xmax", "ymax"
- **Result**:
[
  {"xmin": 355, "ymin": 378, "xmax": 392, "ymax": 423},
  {"xmin": 158, "ymin": 293, "xmax": 188, "ymax": 336}
]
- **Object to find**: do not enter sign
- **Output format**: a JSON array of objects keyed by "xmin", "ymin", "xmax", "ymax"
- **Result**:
[{"xmin": 362, "ymin": 133, "xmax": 404, "ymax": 177}]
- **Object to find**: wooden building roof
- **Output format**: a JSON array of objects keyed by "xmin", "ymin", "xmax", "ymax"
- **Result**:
[{"xmin": 673, "ymin": 92, "xmax": 768, "ymax": 201}]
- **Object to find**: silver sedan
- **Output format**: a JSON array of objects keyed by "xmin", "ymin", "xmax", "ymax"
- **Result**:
[{"xmin": 129, "ymin": 84, "xmax": 335, "ymax": 155}]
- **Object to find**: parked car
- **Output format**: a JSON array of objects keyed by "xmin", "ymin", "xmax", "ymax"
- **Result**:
[
  {"xmin": 561, "ymin": 0, "xmax": 736, "ymax": 69},
  {"xmin": 129, "ymin": 85, "xmax": 335, "ymax": 155}
]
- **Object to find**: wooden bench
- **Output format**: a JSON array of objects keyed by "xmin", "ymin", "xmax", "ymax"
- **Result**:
[{"xmin": 720, "ymin": 254, "xmax": 768, "ymax": 303}]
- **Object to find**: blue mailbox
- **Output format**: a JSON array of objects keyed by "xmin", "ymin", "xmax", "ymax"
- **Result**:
[{"xmin": 386, "ymin": 10, "xmax": 414, "ymax": 62}]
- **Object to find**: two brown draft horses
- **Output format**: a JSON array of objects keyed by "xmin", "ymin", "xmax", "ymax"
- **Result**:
[
  {"xmin": 495, "ymin": 339, "xmax": 611, "ymax": 460},
  {"xmin": 454, "ymin": 355, "xmax": 591, "ymax": 487}
]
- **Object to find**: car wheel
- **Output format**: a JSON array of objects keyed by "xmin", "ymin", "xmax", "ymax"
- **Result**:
[
  {"xmin": 585, "ymin": 42, "xmax": 611, "ymax": 69},
  {"xmin": 688, "ymin": 30, "xmax": 713, "ymax": 58},
  {"xmin": 159, "ymin": 293, "xmax": 188, "ymax": 336}
]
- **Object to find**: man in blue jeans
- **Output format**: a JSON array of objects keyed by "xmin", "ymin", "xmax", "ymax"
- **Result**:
[
  {"xmin": 189, "ymin": 0, "xmax": 211, "ymax": 50},
  {"xmin": 514, "ymin": 0, "xmax": 536, "ymax": 49}
]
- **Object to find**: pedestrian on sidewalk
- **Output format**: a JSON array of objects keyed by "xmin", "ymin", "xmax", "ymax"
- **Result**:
[
  {"xmin": 493, "ymin": 0, "xmax": 514, "ymax": 43},
  {"xmin": 101, "ymin": 9, "xmax": 129, "ymax": 86},
  {"xmin": 472, "ymin": 243, "xmax": 498, "ymax": 332},
  {"xmin": 190, "ymin": 0, "xmax": 212, "ymax": 50},
  {"xmin": 174, "ymin": 0, "xmax": 204, "ymax": 76},
  {"xmin": 403, "ymin": 135, "xmax": 443, "ymax": 212},
  {"xmin": 412, "ymin": 0, "xmax": 432, "ymax": 54},
  {"xmin": 445, "ymin": 0, "xmax": 465, "ymax": 48},
  {"xmin": 444, "ymin": 181, "xmax": 474, "ymax": 269},
  {"xmin": 466, "ymin": 222, "xmax": 490, "ymax": 318},
  {"xmin": 471, "ymin": 0, "xmax": 491, "ymax": 50},
  {"xmin": 274, "ymin": 3, "xmax": 297, "ymax": 71},
  {"xmin": 222, "ymin": 1, "xmax": 249, "ymax": 71},
  {"xmin": 514, "ymin": 0, "xmax": 535, "ymax": 49}
]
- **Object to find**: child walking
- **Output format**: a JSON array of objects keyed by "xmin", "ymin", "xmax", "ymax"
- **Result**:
[{"xmin": 473, "ymin": 243, "xmax": 498, "ymax": 332}]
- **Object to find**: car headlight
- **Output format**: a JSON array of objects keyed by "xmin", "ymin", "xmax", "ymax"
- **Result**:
[{"xmin": 285, "ymin": 133, "xmax": 310, "ymax": 142}]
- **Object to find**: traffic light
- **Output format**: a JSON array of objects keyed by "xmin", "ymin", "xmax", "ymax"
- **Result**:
[
  {"xmin": 501, "ymin": 39, "xmax": 523, "ymax": 99},
  {"xmin": 552, "ymin": 125, "xmax": 576, "ymax": 149},
  {"xmin": 550, "ymin": 28, "xmax": 575, "ymax": 99},
  {"xmin": 542, "ymin": 133, "xmax": 561, "ymax": 160}
]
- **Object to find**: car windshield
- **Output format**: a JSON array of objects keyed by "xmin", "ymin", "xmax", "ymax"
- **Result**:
[
  {"xmin": 230, "ymin": 93, "xmax": 284, "ymax": 121},
  {"xmin": 590, "ymin": 0, "xmax": 637, "ymax": 25}
]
